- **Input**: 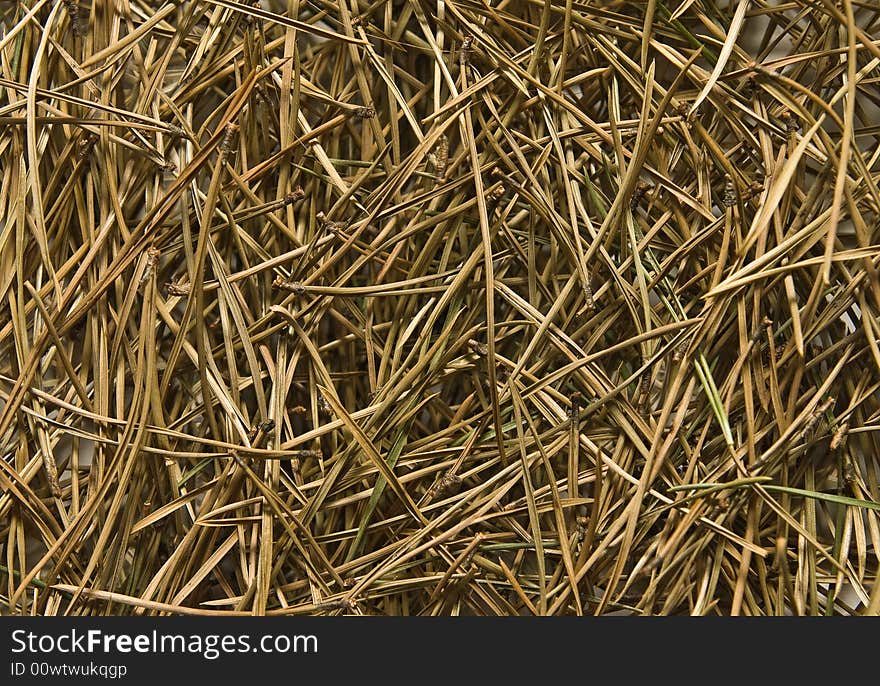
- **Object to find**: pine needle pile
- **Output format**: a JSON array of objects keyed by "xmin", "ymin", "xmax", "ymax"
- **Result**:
[{"xmin": 1, "ymin": 0, "xmax": 880, "ymax": 616}]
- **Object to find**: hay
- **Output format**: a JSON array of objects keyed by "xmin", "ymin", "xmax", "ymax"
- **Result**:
[{"xmin": 1, "ymin": 0, "xmax": 879, "ymax": 616}]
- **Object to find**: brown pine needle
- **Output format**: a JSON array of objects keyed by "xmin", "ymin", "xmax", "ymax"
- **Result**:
[{"xmin": 0, "ymin": 0, "xmax": 877, "ymax": 617}]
